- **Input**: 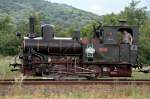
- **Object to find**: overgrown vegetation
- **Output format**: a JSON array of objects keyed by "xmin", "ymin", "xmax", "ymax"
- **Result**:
[
  {"xmin": 0, "ymin": 0, "xmax": 149, "ymax": 64},
  {"xmin": 0, "ymin": 55, "xmax": 20, "ymax": 79},
  {"xmin": 0, "ymin": 84, "xmax": 150, "ymax": 99}
]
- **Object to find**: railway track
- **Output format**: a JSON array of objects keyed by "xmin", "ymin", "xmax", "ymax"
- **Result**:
[{"xmin": 0, "ymin": 79, "xmax": 150, "ymax": 85}]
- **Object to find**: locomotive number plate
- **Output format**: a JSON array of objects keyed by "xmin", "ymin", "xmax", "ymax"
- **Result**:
[{"xmin": 99, "ymin": 48, "xmax": 108, "ymax": 53}]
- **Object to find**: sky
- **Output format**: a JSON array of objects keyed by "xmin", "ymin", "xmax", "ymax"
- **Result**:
[{"xmin": 47, "ymin": 0, "xmax": 150, "ymax": 15}]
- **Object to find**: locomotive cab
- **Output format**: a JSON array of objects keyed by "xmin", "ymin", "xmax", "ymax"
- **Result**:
[{"xmin": 82, "ymin": 24, "xmax": 139, "ymax": 77}]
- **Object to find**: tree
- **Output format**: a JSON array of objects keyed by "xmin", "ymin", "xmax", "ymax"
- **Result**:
[
  {"xmin": 0, "ymin": 16, "xmax": 15, "ymax": 33},
  {"xmin": 102, "ymin": 13, "xmax": 119, "ymax": 25},
  {"xmin": 139, "ymin": 22, "xmax": 150, "ymax": 64},
  {"xmin": 0, "ymin": 16, "xmax": 19, "ymax": 55},
  {"xmin": 81, "ymin": 20, "xmax": 100, "ymax": 38},
  {"xmin": 119, "ymin": 0, "xmax": 148, "ymax": 25}
]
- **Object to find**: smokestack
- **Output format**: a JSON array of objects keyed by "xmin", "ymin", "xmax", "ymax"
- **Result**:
[{"xmin": 29, "ymin": 17, "xmax": 35, "ymax": 38}]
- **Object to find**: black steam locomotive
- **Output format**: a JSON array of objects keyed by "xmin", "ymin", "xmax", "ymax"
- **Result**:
[{"xmin": 10, "ymin": 17, "xmax": 140, "ymax": 79}]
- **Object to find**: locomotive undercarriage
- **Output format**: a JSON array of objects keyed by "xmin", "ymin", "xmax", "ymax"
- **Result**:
[
  {"xmin": 22, "ymin": 56, "xmax": 100, "ymax": 79},
  {"xmin": 19, "ymin": 54, "xmax": 132, "ymax": 79},
  {"xmin": 10, "ymin": 48, "xmax": 132, "ymax": 79}
]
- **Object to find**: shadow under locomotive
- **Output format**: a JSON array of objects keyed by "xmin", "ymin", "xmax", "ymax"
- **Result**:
[{"xmin": 10, "ymin": 17, "xmax": 141, "ymax": 79}]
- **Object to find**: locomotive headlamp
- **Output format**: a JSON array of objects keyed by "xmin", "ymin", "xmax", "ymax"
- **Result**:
[
  {"xmin": 85, "ymin": 47, "xmax": 95, "ymax": 54},
  {"xmin": 85, "ymin": 44, "xmax": 95, "ymax": 58}
]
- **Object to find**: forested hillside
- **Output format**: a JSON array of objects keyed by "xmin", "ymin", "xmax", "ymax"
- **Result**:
[
  {"xmin": 0, "ymin": 0, "xmax": 101, "ymax": 32},
  {"xmin": 0, "ymin": 0, "xmax": 150, "ymax": 64}
]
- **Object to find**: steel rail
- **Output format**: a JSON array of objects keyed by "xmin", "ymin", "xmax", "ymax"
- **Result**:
[{"xmin": 0, "ymin": 79, "xmax": 150, "ymax": 85}]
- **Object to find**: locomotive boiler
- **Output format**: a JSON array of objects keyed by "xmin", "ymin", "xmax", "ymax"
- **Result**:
[{"xmin": 10, "ymin": 17, "xmax": 140, "ymax": 79}]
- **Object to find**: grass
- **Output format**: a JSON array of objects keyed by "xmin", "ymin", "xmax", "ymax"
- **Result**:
[
  {"xmin": 0, "ymin": 84, "xmax": 150, "ymax": 99},
  {"xmin": 132, "ymin": 71, "xmax": 150, "ymax": 79},
  {"xmin": 0, "ymin": 55, "xmax": 21, "ymax": 79}
]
